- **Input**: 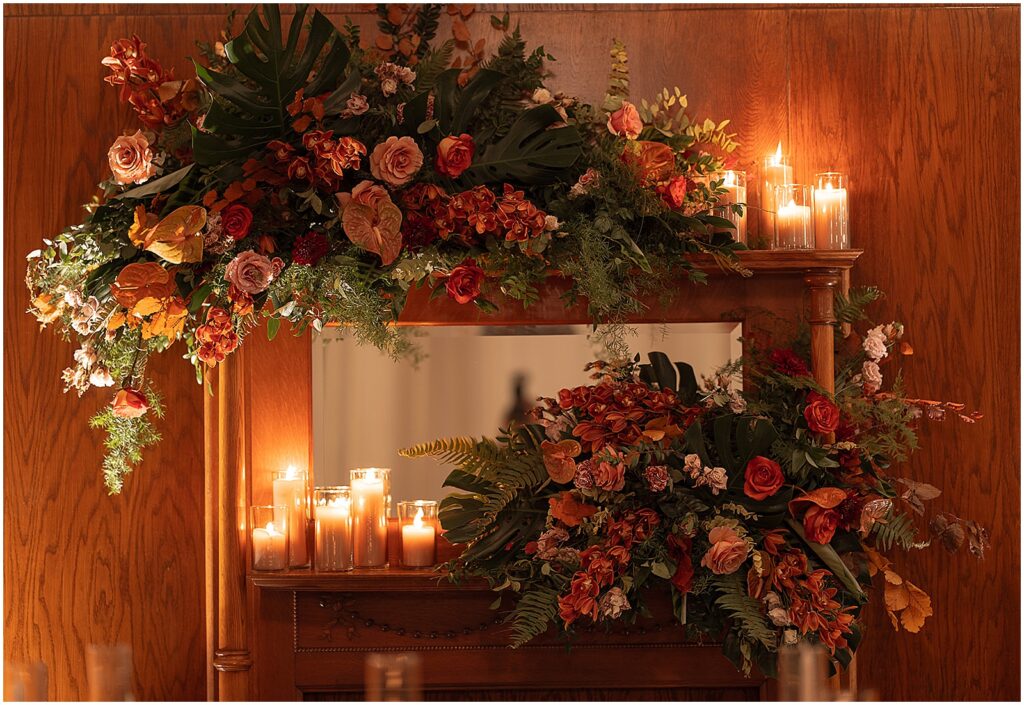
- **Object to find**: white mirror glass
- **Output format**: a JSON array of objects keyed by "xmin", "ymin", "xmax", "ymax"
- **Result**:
[{"xmin": 313, "ymin": 324, "xmax": 741, "ymax": 504}]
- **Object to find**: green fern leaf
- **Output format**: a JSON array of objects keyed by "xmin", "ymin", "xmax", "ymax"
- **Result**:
[{"xmin": 509, "ymin": 584, "xmax": 560, "ymax": 647}]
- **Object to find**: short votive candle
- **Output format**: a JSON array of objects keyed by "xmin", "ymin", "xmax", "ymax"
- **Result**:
[
  {"xmin": 398, "ymin": 500, "xmax": 438, "ymax": 568},
  {"xmin": 251, "ymin": 505, "xmax": 288, "ymax": 571},
  {"xmin": 315, "ymin": 486, "xmax": 353, "ymax": 572},
  {"xmin": 712, "ymin": 170, "xmax": 747, "ymax": 244},
  {"xmin": 813, "ymin": 172, "xmax": 850, "ymax": 249},
  {"xmin": 350, "ymin": 468, "xmax": 390, "ymax": 568},
  {"xmin": 761, "ymin": 143, "xmax": 793, "ymax": 242},
  {"xmin": 272, "ymin": 466, "xmax": 309, "ymax": 567},
  {"xmin": 773, "ymin": 184, "xmax": 814, "ymax": 250}
]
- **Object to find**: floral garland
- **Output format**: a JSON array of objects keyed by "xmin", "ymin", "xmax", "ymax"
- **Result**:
[
  {"xmin": 26, "ymin": 5, "xmax": 746, "ymax": 492},
  {"xmin": 403, "ymin": 290, "xmax": 986, "ymax": 676}
]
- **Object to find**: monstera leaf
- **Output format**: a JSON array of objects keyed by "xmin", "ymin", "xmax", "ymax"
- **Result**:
[
  {"xmin": 192, "ymin": 4, "xmax": 358, "ymax": 164},
  {"xmin": 639, "ymin": 351, "xmax": 699, "ymax": 404},
  {"xmin": 460, "ymin": 105, "xmax": 582, "ymax": 185},
  {"xmin": 400, "ymin": 68, "xmax": 505, "ymax": 137}
]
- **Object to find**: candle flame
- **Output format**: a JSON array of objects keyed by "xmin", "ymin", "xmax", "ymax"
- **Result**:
[
  {"xmin": 724, "ymin": 170, "xmax": 737, "ymax": 187},
  {"xmin": 265, "ymin": 521, "xmax": 280, "ymax": 535},
  {"xmin": 284, "ymin": 465, "xmax": 298, "ymax": 480},
  {"xmin": 770, "ymin": 141, "xmax": 783, "ymax": 165},
  {"xmin": 413, "ymin": 507, "xmax": 425, "ymax": 529},
  {"xmin": 787, "ymin": 198, "xmax": 797, "ymax": 209}
]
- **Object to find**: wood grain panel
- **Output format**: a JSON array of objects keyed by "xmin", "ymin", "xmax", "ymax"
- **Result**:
[{"xmin": 789, "ymin": 5, "xmax": 1020, "ymax": 700}]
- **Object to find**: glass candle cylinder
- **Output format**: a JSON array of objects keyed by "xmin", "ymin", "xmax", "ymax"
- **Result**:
[
  {"xmin": 760, "ymin": 144, "xmax": 793, "ymax": 243},
  {"xmin": 712, "ymin": 170, "xmax": 747, "ymax": 244},
  {"xmin": 315, "ymin": 486, "xmax": 353, "ymax": 572},
  {"xmin": 773, "ymin": 184, "xmax": 814, "ymax": 250},
  {"xmin": 4, "ymin": 661, "xmax": 48, "ymax": 701},
  {"xmin": 272, "ymin": 466, "xmax": 309, "ymax": 567},
  {"xmin": 85, "ymin": 644, "xmax": 133, "ymax": 702},
  {"xmin": 351, "ymin": 468, "xmax": 390, "ymax": 568},
  {"xmin": 251, "ymin": 505, "xmax": 288, "ymax": 571},
  {"xmin": 813, "ymin": 171, "xmax": 850, "ymax": 249},
  {"xmin": 398, "ymin": 500, "xmax": 438, "ymax": 568}
]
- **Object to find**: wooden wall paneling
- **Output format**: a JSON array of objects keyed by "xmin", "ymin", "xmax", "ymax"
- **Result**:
[{"xmin": 788, "ymin": 5, "xmax": 1021, "ymax": 701}]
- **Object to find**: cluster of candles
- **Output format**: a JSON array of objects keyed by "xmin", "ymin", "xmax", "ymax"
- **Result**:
[
  {"xmin": 250, "ymin": 466, "xmax": 438, "ymax": 572},
  {"xmin": 708, "ymin": 142, "xmax": 850, "ymax": 251}
]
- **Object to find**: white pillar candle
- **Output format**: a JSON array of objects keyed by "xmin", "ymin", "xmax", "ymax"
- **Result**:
[
  {"xmin": 813, "ymin": 181, "xmax": 849, "ymax": 249},
  {"xmin": 316, "ymin": 496, "xmax": 353, "ymax": 572},
  {"xmin": 761, "ymin": 142, "xmax": 793, "ymax": 240},
  {"xmin": 401, "ymin": 508, "xmax": 436, "ymax": 567},
  {"xmin": 776, "ymin": 198, "xmax": 813, "ymax": 249},
  {"xmin": 272, "ymin": 466, "xmax": 308, "ymax": 567},
  {"xmin": 351, "ymin": 472, "xmax": 388, "ymax": 567},
  {"xmin": 252, "ymin": 522, "xmax": 288, "ymax": 571},
  {"xmin": 719, "ymin": 170, "xmax": 747, "ymax": 244}
]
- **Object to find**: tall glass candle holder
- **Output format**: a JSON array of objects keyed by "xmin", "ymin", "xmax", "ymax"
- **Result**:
[
  {"xmin": 251, "ymin": 505, "xmax": 288, "ymax": 571},
  {"xmin": 712, "ymin": 170, "xmax": 747, "ymax": 244},
  {"xmin": 813, "ymin": 172, "xmax": 850, "ymax": 249},
  {"xmin": 315, "ymin": 486, "xmax": 353, "ymax": 572},
  {"xmin": 272, "ymin": 466, "xmax": 309, "ymax": 567},
  {"xmin": 773, "ymin": 184, "xmax": 813, "ymax": 250},
  {"xmin": 351, "ymin": 468, "xmax": 390, "ymax": 568},
  {"xmin": 398, "ymin": 500, "xmax": 438, "ymax": 568},
  {"xmin": 760, "ymin": 144, "xmax": 793, "ymax": 243}
]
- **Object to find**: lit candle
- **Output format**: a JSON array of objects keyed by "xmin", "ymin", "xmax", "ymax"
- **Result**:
[
  {"xmin": 315, "ymin": 488, "xmax": 353, "ymax": 572},
  {"xmin": 716, "ymin": 170, "xmax": 747, "ymax": 244},
  {"xmin": 401, "ymin": 507, "xmax": 436, "ymax": 567},
  {"xmin": 777, "ymin": 198, "xmax": 813, "ymax": 249},
  {"xmin": 351, "ymin": 468, "xmax": 388, "ymax": 568},
  {"xmin": 813, "ymin": 172, "xmax": 849, "ymax": 249},
  {"xmin": 252, "ymin": 521, "xmax": 288, "ymax": 571},
  {"xmin": 272, "ymin": 466, "xmax": 309, "ymax": 567},
  {"xmin": 761, "ymin": 142, "xmax": 793, "ymax": 240}
]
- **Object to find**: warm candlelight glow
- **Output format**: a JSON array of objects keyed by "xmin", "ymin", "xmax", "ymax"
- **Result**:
[
  {"xmin": 273, "ymin": 466, "xmax": 309, "ymax": 567},
  {"xmin": 283, "ymin": 465, "xmax": 298, "ymax": 480},
  {"xmin": 769, "ymin": 141, "xmax": 783, "ymax": 166},
  {"xmin": 723, "ymin": 170, "xmax": 737, "ymax": 187},
  {"xmin": 264, "ymin": 521, "xmax": 280, "ymax": 535},
  {"xmin": 412, "ymin": 507, "xmax": 424, "ymax": 528}
]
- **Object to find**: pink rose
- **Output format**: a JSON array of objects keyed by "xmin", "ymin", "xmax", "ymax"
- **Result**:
[
  {"xmin": 225, "ymin": 250, "xmax": 278, "ymax": 295},
  {"xmin": 369, "ymin": 136, "xmax": 423, "ymax": 187},
  {"xmin": 700, "ymin": 526, "xmax": 749, "ymax": 575},
  {"xmin": 592, "ymin": 459, "xmax": 626, "ymax": 492},
  {"xmin": 606, "ymin": 100, "xmax": 643, "ymax": 140},
  {"xmin": 108, "ymin": 130, "xmax": 156, "ymax": 184},
  {"xmin": 337, "ymin": 180, "xmax": 390, "ymax": 210}
]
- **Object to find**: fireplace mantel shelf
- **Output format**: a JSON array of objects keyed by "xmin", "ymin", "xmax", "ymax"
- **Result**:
[{"xmin": 249, "ymin": 567, "xmax": 485, "ymax": 592}]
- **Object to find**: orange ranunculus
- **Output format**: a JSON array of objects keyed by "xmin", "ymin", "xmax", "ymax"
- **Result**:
[
  {"xmin": 622, "ymin": 140, "xmax": 675, "ymax": 185},
  {"xmin": 548, "ymin": 491, "xmax": 598, "ymax": 527},
  {"xmin": 112, "ymin": 388, "xmax": 149, "ymax": 418},
  {"xmin": 128, "ymin": 205, "xmax": 206, "ymax": 263},
  {"xmin": 541, "ymin": 439, "xmax": 580, "ymax": 484}
]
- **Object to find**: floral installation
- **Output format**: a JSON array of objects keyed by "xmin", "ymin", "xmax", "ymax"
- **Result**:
[
  {"xmin": 26, "ymin": 4, "xmax": 745, "ymax": 492},
  {"xmin": 402, "ymin": 289, "xmax": 986, "ymax": 676}
]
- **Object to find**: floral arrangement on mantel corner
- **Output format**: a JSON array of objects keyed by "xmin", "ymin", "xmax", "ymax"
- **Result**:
[
  {"xmin": 402, "ymin": 290, "xmax": 987, "ymax": 676},
  {"xmin": 25, "ymin": 4, "xmax": 748, "ymax": 493}
]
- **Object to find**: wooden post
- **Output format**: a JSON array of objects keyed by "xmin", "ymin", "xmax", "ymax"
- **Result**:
[{"xmin": 207, "ymin": 353, "xmax": 253, "ymax": 700}]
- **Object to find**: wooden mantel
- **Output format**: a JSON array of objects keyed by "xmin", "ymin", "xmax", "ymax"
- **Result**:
[{"xmin": 204, "ymin": 250, "xmax": 861, "ymax": 701}]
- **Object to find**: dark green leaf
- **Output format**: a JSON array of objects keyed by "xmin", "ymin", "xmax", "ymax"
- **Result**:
[{"xmin": 114, "ymin": 164, "xmax": 194, "ymax": 201}]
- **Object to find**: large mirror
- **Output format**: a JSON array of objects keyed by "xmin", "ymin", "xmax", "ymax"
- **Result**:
[{"xmin": 313, "ymin": 323, "xmax": 742, "ymax": 503}]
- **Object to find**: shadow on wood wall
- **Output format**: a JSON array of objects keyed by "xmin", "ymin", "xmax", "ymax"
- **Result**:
[{"xmin": 3, "ymin": 3, "xmax": 1019, "ymax": 700}]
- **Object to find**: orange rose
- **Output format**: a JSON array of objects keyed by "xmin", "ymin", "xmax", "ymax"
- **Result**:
[
  {"xmin": 112, "ymin": 388, "xmax": 149, "ymax": 418},
  {"xmin": 606, "ymin": 100, "xmax": 643, "ymax": 140},
  {"xmin": 369, "ymin": 136, "xmax": 423, "ymax": 187},
  {"xmin": 700, "ymin": 526, "xmax": 749, "ymax": 575},
  {"xmin": 435, "ymin": 134, "xmax": 475, "ymax": 178},
  {"xmin": 803, "ymin": 505, "xmax": 840, "ymax": 544},
  {"xmin": 804, "ymin": 391, "xmax": 840, "ymax": 435},
  {"xmin": 108, "ymin": 130, "xmax": 156, "ymax": 184}
]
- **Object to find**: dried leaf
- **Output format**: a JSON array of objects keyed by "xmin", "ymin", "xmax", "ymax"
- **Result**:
[
  {"xmin": 375, "ymin": 34, "xmax": 394, "ymax": 51},
  {"xmin": 900, "ymin": 582, "xmax": 932, "ymax": 633},
  {"xmin": 897, "ymin": 478, "xmax": 941, "ymax": 515},
  {"xmin": 452, "ymin": 18, "xmax": 471, "ymax": 42},
  {"xmin": 788, "ymin": 486, "xmax": 847, "ymax": 517},
  {"xmin": 884, "ymin": 580, "xmax": 910, "ymax": 611},
  {"xmin": 900, "ymin": 342, "xmax": 914, "ymax": 355}
]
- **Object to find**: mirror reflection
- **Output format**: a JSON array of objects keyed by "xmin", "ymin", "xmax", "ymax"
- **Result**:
[{"xmin": 313, "ymin": 323, "xmax": 742, "ymax": 503}]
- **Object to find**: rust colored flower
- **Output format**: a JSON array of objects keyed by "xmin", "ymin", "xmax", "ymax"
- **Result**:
[
  {"xmin": 541, "ymin": 439, "xmax": 581, "ymax": 484},
  {"xmin": 445, "ymin": 258, "xmax": 485, "ymax": 304},
  {"xmin": 435, "ymin": 133, "xmax": 475, "ymax": 178},
  {"xmin": 657, "ymin": 175, "xmax": 688, "ymax": 209},
  {"xmin": 804, "ymin": 505, "xmax": 841, "ymax": 544},
  {"xmin": 341, "ymin": 192, "xmax": 404, "ymax": 265},
  {"xmin": 221, "ymin": 203, "xmax": 253, "ymax": 241},
  {"xmin": 644, "ymin": 465, "xmax": 670, "ymax": 492},
  {"xmin": 580, "ymin": 546, "xmax": 617, "ymax": 587},
  {"xmin": 292, "ymin": 231, "xmax": 329, "ymax": 266},
  {"xmin": 622, "ymin": 141, "xmax": 675, "ymax": 185},
  {"xmin": 287, "ymin": 156, "xmax": 313, "ymax": 182},
  {"xmin": 195, "ymin": 306, "xmax": 239, "ymax": 367},
  {"xmin": 110, "ymin": 261, "xmax": 176, "ymax": 309},
  {"xmin": 369, "ymin": 135, "xmax": 423, "ymax": 187},
  {"xmin": 127, "ymin": 205, "xmax": 206, "ymax": 264},
  {"xmin": 112, "ymin": 388, "xmax": 149, "ymax": 418},
  {"xmin": 743, "ymin": 456, "xmax": 784, "ymax": 501},
  {"xmin": 592, "ymin": 455, "xmax": 626, "ymax": 492},
  {"xmin": 548, "ymin": 491, "xmax": 598, "ymax": 528},
  {"xmin": 804, "ymin": 391, "xmax": 840, "ymax": 435},
  {"xmin": 557, "ymin": 571, "xmax": 600, "ymax": 626},
  {"xmin": 496, "ymin": 184, "xmax": 547, "ymax": 242},
  {"xmin": 330, "ymin": 137, "xmax": 367, "ymax": 174},
  {"xmin": 339, "ymin": 180, "xmax": 390, "ymax": 210},
  {"xmin": 108, "ymin": 130, "xmax": 156, "ymax": 184}
]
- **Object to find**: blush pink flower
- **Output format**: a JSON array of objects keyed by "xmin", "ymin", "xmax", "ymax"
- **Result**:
[
  {"xmin": 225, "ymin": 250, "xmax": 278, "ymax": 295},
  {"xmin": 606, "ymin": 100, "xmax": 643, "ymax": 140},
  {"xmin": 108, "ymin": 130, "xmax": 156, "ymax": 184},
  {"xmin": 701, "ymin": 526, "xmax": 749, "ymax": 575},
  {"xmin": 369, "ymin": 136, "xmax": 423, "ymax": 187},
  {"xmin": 337, "ymin": 180, "xmax": 390, "ymax": 210}
]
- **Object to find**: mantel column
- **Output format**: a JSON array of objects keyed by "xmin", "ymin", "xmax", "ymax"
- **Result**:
[
  {"xmin": 205, "ymin": 353, "xmax": 252, "ymax": 700},
  {"xmin": 804, "ymin": 271, "xmax": 840, "ymax": 395}
]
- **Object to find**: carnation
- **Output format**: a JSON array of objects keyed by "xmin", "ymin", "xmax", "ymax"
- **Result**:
[
  {"xmin": 862, "ymin": 360, "xmax": 883, "ymax": 392},
  {"xmin": 863, "ymin": 326, "xmax": 888, "ymax": 360},
  {"xmin": 598, "ymin": 587, "xmax": 631, "ymax": 620}
]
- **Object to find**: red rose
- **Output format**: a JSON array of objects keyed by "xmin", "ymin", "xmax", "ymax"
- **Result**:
[
  {"xmin": 221, "ymin": 203, "xmax": 253, "ymax": 241},
  {"xmin": 112, "ymin": 388, "xmax": 149, "ymax": 418},
  {"xmin": 803, "ymin": 391, "xmax": 840, "ymax": 435},
  {"xmin": 435, "ymin": 133, "xmax": 475, "ymax": 178},
  {"xmin": 768, "ymin": 348, "xmax": 810, "ymax": 377},
  {"xmin": 743, "ymin": 455, "xmax": 784, "ymax": 501},
  {"xmin": 292, "ymin": 231, "xmax": 329, "ymax": 266},
  {"xmin": 803, "ymin": 504, "xmax": 840, "ymax": 544},
  {"xmin": 445, "ymin": 257, "xmax": 485, "ymax": 304},
  {"xmin": 657, "ymin": 175, "xmax": 688, "ymax": 209}
]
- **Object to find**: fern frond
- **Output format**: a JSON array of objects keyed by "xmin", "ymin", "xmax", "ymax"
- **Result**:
[
  {"xmin": 834, "ymin": 286, "xmax": 883, "ymax": 325},
  {"xmin": 509, "ymin": 584, "xmax": 560, "ymax": 647},
  {"xmin": 414, "ymin": 39, "xmax": 454, "ymax": 91},
  {"xmin": 712, "ymin": 573, "xmax": 777, "ymax": 651},
  {"xmin": 400, "ymin": 436, "xmax": 481, "ymax": 461},
  {"xmin": 870, "ymin": 510, "xmax": 917, "ymax": 551}
]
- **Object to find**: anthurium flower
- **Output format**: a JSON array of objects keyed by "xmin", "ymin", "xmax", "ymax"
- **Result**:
[
  {"xmin": 341, "ymin": 197, "xmax": 403, "ymax": 265},
  {"xmin": 128, "ymin": 205, "xmax": 205, "ymax": 263},
  {"xmin": 541, "ymin": 439, "xmax": 580, "ymax": 483}
]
